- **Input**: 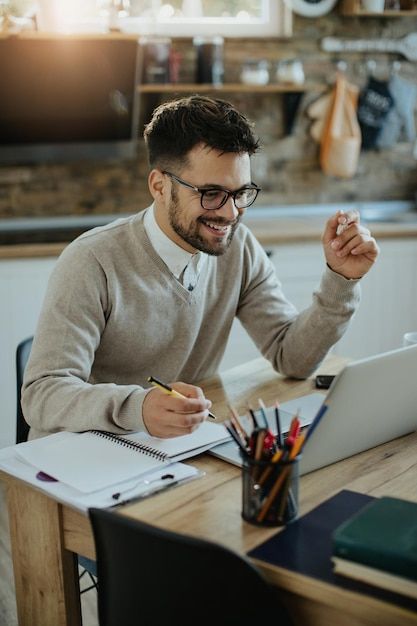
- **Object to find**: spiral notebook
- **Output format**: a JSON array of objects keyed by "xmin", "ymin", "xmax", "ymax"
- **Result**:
[
  {"xmin": 15, "ymin": 422, "xmax": 229, "ymax": 493},
  {"xmin": 0, "ymin": 449, "xmax": 202, "ymax": 512}
]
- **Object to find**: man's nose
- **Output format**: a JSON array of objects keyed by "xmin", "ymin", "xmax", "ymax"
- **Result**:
[{"xmin": 215, "ymin": 196, "xmax": 240, "ymax": 221}]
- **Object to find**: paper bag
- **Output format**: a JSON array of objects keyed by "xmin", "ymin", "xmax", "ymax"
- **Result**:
[
  {"xmin": 320, "ymin": 74, "xmax": 361, "ymax": 179},
  {"xmin": 308, "ymin": 82, "xmax": 358, "ymax": 143}
]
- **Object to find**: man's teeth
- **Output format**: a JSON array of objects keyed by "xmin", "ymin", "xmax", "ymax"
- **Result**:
[{"xmin": 204, "ymin": 221, "xmax": 229, "ymax": 232}]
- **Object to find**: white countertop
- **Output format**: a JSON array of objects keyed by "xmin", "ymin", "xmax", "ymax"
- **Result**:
[{"xmin": 0, "ymin": 200, "xmax": 416, "ymax": 233}]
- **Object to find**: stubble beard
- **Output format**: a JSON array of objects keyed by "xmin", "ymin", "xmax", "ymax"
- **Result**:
[{"xmin": 168, "ymin": 189, "xmax": 240, "ymax": 256}]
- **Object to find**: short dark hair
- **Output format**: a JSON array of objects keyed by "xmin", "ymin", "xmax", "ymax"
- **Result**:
[{"xmin": 143, "ymin": 95, "xmax": 260, "ymax": 170}]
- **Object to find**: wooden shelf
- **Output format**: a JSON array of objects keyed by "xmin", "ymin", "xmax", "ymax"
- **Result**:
[
  {"xmin": 342, "ymin": 8, "xmax": 417, "ymax": 14},
  {"xmin": 139, "ymin": 83, "xmax": 325, "ymax": 94},
  {"xmin": 340, "ymin": 0, "xmax": 417, "ymax": 14}
]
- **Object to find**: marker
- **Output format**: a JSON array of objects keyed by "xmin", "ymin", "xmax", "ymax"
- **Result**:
[{"xmin": 147, "ymin": 375, "xmax": 217, "ymax": 420}]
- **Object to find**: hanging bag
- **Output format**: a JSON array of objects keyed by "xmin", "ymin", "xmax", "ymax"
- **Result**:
[{"xmin": 320, "ymin": 73, "xmax": 361, "ymax": 178}]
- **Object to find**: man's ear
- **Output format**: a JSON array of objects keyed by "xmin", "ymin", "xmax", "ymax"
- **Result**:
[{"xmin": 148, "ymin": 169, "xmax": 166, "ymax": 200}]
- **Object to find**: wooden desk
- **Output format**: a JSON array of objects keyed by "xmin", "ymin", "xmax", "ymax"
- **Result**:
[{"xmin": 2, "ymin": 355, "xmax": 417, "ymax": 626}]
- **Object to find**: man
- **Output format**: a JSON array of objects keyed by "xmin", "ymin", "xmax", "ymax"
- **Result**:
[{"xmin": 22, "ymin": 95, "xmax": 379, "ymax": 440}]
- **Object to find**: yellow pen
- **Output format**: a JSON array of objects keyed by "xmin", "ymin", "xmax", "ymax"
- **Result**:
[{"xmin": 147, "ymin": 376, "xmax": 217, "ymax": 420}]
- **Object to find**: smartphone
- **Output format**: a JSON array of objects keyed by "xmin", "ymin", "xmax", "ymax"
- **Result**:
[{"xmin": 315, "ymin": 374, "xmax": 336, "ymax": 390}]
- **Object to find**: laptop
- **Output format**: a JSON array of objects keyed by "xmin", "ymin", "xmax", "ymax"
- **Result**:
[{"xmin": 208, "ymin": 345, "xmax": 417, "ymax": 476}]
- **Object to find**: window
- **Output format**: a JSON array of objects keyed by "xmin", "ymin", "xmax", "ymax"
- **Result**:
[{"xmin": 123, "ymin": 0, "xmax": 292, "ymax": 37}]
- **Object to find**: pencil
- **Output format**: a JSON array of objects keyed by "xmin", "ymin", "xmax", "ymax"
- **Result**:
[
  {"xmin": 247, "ymin": 405, "xmax": 260, "ymax": 429},
  {"xmin": 254, "ymin": 429, "xmax": 267, "ymax": 462},
  {"xmin": 228, "ymin": 404, "xmax": 249, "ymax": 444},
  {"xmin": 257, "ymin": 447, "xmax": 284, "ymax": 486},
  {"xmin": 224, "ymin": 420, "xmax": 250, "ymax": 457},
  {"xmin": 147, "ymin": 376, "xmax": 217, "ymax": 420},
  {"xmin": 274, "ymin": 400, "xmax": 283, "ymax": 448},
  {"xmin": 257, "ymin": 465, "xmax": 290, "ymax": 523},
  {"xmin": 257, "ymin": 398, "xmax": 269, "ymax": 429}
]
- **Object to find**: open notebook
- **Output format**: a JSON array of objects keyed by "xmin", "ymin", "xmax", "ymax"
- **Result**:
[
  {"xmin": 12, "ymin": 421, "xmax": 229, "ymax": 493},
  {"xmin": 0, "ymin": 450, "xmax": 202, "ymax": 512},
  {"xmin": 0, "ymin": 420, "xmax": 230, "ymax": 511}
]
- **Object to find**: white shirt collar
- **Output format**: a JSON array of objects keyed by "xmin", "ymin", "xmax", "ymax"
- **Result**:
[{"xmin": 143, "ymin": 204, "xmax": 205, "ymax": 280}]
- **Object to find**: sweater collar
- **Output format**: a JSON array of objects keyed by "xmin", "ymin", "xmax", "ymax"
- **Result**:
[{"xmin": 143, "ymin": 204, "xmax": 205, "ymax": 280}]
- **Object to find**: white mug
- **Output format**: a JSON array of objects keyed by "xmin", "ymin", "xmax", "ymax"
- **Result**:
[{"xmin": 403, "ymin": 331, "xmax": 417, "ymax": 347}]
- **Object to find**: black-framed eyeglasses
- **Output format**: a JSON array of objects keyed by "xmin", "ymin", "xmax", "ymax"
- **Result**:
[{"xmin": 162, "ymin": 170, "xmax": 261, "ymax": 210}]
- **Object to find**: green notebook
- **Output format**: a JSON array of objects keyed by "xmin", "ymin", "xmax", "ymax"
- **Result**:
[{"xmin": 332, "ymin": 496, "xmax": 417, "ymax": 582}]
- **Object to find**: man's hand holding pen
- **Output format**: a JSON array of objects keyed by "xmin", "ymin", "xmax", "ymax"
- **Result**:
[
  {"xmin": 142, "ymin": 376, "xmax": 214, "ymax": 438},
  {"xmin": 323, "ymin": 209, "xmax": 380, "ymax": 280}
]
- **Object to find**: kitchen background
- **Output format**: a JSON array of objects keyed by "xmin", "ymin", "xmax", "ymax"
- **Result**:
[
  {"xmin": 0, "ymin": 5, "xmax": 416, "ymax": 220},
  {"xmin": 1, "ymin": 7, "xmax": 417, "ymax": 623},
  {"xmin": 1, "ymin": 0, "xmax": 417, "ymax": 450}
]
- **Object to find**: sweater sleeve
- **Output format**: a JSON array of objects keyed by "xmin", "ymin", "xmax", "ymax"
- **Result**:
[
  {"xmin": 237, "ymin": 232, "xmax": 361, "ymax": 379},
  {"xmin": 21, "ymin": 242, "xmax": 148, "ymax": 438}
]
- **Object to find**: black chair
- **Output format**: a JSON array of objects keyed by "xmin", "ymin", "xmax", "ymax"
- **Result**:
[
  {"xmin": 15, "ymin": 336, "xmax": 98, "ymax": 593},
  {"xmin": 89, "ymin": 507, "xmax": 295, "ymax": 626},
  {"xmin": 16, "ymin": 336, "xmax": 33, "ymax": 445}
]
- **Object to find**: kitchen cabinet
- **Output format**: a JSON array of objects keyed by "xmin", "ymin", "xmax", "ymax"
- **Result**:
[
  {"xmin": 0, "ymin": 256, "xmax": 57, "ymax": 448},
  {"xmin": 220, "ymin": 238, "xmax": 417, "ymax": 370}
]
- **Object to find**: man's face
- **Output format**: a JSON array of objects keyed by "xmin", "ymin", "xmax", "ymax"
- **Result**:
[{"xmin": 157, "ymin": 144, "xmax": 252, "ymax": 256}]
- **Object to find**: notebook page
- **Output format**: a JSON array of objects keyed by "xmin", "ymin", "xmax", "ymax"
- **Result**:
[
  {"xmin": 0, "ymin": 447, "xmax": 202, "ymax": 512},
  {"xmin": 124, "ymin": 420, "xmax": 230, "ymax": 459},
  {"xmin": 15, "ymin": 421, "xmax": 229, "ymax": 493},
  {"xmin": 16, "ymin": 431, "xmax": 165, "ymax": 493}
]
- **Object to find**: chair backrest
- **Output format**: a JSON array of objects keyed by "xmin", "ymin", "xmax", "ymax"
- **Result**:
[
  {"xmin": 89, "ymin": 507, "xmax": 294, "ymax": 626},
  {"xmin": 16, "ymin": 336, "xmax": 33, "ymax": 444}
]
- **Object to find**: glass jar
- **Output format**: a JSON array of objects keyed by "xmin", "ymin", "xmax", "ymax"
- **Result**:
[
  {"xmin": 240, "ymin": 59, "xmax": 270, "ymax": 86},
  {"xmin": 193, "ymin": 36, "xmax": 224, "ymax": 85},
  {"xmin": 276, "ymin": 59, "xmax": 305, "ymax": 85},
  {"xmin": 140, "ymin": 37, "xmax": 172, "ymax": 84}
]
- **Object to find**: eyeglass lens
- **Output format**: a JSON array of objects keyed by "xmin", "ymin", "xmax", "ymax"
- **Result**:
[{"xmin": 202, "ymin": 187, "xmax": 258, "ymax": 210}]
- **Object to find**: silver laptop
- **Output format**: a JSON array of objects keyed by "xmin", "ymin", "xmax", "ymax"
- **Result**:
[{"xmin": 208, "ymin": 345, "xmax": 417, "ymax": 475}]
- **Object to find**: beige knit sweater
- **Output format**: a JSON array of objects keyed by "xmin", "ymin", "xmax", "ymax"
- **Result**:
[{"xmin": 22, "ymin": 209, "xmax": 360, "ymax": 439}]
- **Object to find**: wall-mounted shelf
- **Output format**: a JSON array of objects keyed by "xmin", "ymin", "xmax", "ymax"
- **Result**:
[
  {"xmin": 139, "ymin": 83, "xmax": 325, "ymax": 94},
  {"xmin": 136, "ymin": 82, "xmax": 326, "ymax": 135},
  {"xmin": 340, "ymin": 0, "xmax": 417, "ymax": 14}
]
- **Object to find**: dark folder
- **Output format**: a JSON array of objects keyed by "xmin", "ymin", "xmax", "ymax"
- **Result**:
[{"xmin": 248, "ymin": 489, "xmax": 417, "ymax": 612}]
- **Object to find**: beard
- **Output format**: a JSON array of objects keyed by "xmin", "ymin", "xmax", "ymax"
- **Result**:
[{"xmin": 168, "ymin": 188, "xmax": 240, "ymax": 256}]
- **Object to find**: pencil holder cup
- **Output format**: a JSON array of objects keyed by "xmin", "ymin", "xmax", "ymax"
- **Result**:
[{"xmin": 241, "ymin": 454, "xmax": 300, "ymax": 527}]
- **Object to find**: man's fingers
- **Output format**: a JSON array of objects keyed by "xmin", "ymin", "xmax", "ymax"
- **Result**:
[
  {"xmin": 171, "ymin": 381, "xmax": 207, "ymax": 401},
  {"xmin": 323, "ymin": 209, "xmax": 360, "ymax": 244},
  {"xmin": 142, "ymin": 386, "xmax": 210, "ymax": 438}
]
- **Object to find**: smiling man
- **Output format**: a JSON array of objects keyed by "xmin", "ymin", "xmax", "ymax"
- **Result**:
[{"xmin": 22, "ymin": 95, "xmax": 379, "ymax": 441}]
